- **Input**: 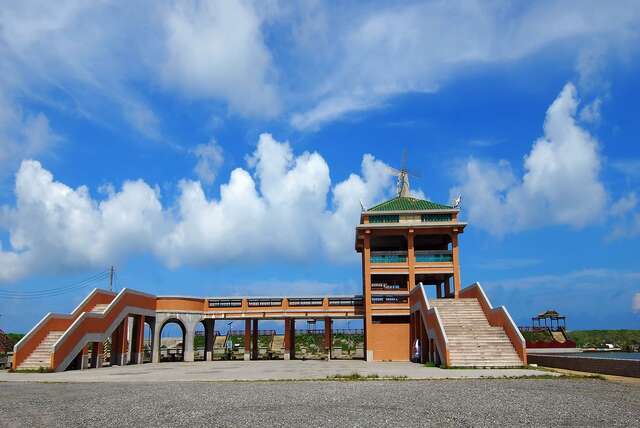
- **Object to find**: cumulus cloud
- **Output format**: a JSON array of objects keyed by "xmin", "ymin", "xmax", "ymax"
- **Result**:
[
  {"xmin": 161, "ymin": 0, "xmax": 280, "ymax": 116},
  {"xmin": 0, "ymin": 133, "xmax": 394, "ymax": 282},
  {"xmin": 451, "ymin": 82, "xmax": 606, "ymax": 235}
]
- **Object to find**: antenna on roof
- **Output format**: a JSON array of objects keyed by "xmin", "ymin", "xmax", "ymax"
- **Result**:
[
  {"xmin": 387, "ymin": 148, "xmax": 420, "ymax": 197},
  {"xmin": 359, "ymin": 199, "xmax": 366, "ymax": 211}
]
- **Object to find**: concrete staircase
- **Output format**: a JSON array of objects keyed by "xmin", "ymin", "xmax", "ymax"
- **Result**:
[
  {"xmin": 18, "ymin": 331, "xmax": 65, "ymax": 370},
  {"xmin": 430, "ymin": 298, "xmax": 522, "ymax": 367},
  {"xmin": 91, "ymin": 304, "xmax": 109, "ymax": 313}
]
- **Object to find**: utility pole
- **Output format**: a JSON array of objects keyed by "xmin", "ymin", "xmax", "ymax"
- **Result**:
[{"xmin": 109, "ymin": 266, "xmax": 115, "ymax": 292}]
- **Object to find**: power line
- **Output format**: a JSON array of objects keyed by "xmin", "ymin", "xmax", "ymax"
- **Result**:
[{"xmin": 0, "ymin": 270, "xmax": 110, "ymax": 299}]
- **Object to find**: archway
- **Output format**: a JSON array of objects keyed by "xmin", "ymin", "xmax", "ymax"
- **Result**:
[{"xmin": 159, "ymin": 319, "xmax": 186, "ymax": 362}]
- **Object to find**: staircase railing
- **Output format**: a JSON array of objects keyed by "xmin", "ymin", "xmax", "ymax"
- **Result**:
[
  {"xmin": 50, "ymin": 288, "xmax": 156, "ymax": 371},
  {"xmin": 460, "ymin": 282, "xmax": 527, "ymax": 365},
  {"xmin": 409, "ymin": 284, "xmax": 450, "ymax": 367},
  {"xmin": 12, "ymin": 288, "xmax": 116, "ymax": 369}
]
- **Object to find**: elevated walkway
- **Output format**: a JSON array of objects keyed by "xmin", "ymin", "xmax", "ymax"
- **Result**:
[{"xmin": 410, "ymin": 283, "xmax": 526, "ymax": 368}]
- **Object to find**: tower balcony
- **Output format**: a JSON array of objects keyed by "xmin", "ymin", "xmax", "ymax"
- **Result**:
[{"xmin": 369, "ymin": 250, "xmax": 453, "ymax": 264}]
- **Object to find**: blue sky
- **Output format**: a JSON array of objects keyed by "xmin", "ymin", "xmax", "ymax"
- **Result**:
[{"xmin": 1, "ymin": 1, "xmax": 640, "ymax": 333}]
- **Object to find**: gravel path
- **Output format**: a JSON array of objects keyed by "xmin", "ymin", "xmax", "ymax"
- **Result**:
[{"xmin": 1, "ymin": 379, "xmax": 639, "ymax": 427}]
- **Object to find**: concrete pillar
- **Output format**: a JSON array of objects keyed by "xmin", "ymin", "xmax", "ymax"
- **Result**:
[
  {"xmin": 252, "ymin": 319, "xmax": 259, "ymax": 360},
  {"xmin": 80, "ymin": 345, "xmax": 89, "ymax": 370},
  {"xmin": 126, "ymin": 316, "xmax": 134, "ymax": 364},
  {"xmin": 183, "ymin": 322, "xmax": 195, "ymax": 362},
  {"xmin": 363, "ymin": 235, "xmax": 373, "ymax": 362},
  {"xmin": 244, "ymin": 319, "xmax": 251, "ymax": 361},
  {"xmin": 205, "ymin": 319, "xmax": 215, "ymax": 362},
  {"xmin": 131, "ymin": 315, "xmax": 145, "ymax": 364},
  {"xmin": 152, "ymin": 319, "xmax": 162, "ymax": 363},
  {"xmin": 323, "ymin": 318, "xmax": 332, "ymax": 360},
  {"xmin": 436, "ymin": 282, "xmax": 442, "ymax": 299}
]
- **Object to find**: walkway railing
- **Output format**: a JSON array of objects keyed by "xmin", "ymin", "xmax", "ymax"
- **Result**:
[
  {"xmin": 409, "ymin": 284, "xmax": 450, "ymax": 367},
  {"xmin": 12, "ymin": 288, "xmax": 117, "ymax": 369},
  {"xmin": 460, "ymin": 282, "xmax": 527, "ymax": 365},
  {"xmin": 370, "ymin": 251, "xmax": 407, "ymax": 263},
  {"xmin": 415, "ymin": 250, "xmax": 453, "ymax": 262}
]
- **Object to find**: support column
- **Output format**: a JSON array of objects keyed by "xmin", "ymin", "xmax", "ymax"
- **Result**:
[
  {"xmin": 408, "ymin": 229, "xmax": 415, "ymax": 291},
  {"xmin": 205, "ymin": 319, "xmax": 215, "ymax": 362},
  {"xmin": 91, "ymin": 342, "xmax": 104, "ymax": 368},
  {"xmin": 80, "ymin": 344, "xmax": 89, "ymax": 370},
  {"xmin": 323, "ymin": 317, "xmax": 332, "ymax": 360},
  {"xmin": 252, "ymin": 319, "xmax": 259, "ymax": 360},
  {"xmin": 436, "ymin": 282, "xmax": 442, "ymax": 298},
  {"xmin": 452, "ymin": 233, "xmax": 461, "ymax": 298},
  {"xmin": 363, "ymin": 234, "xmax": 374, "ymax": 362},
  {"xmin": 119, "ymin": 317, "xmax": 129, "ymax": 365},
  {"xmin": 110, "ymin": 319, "xmax": 127, "ymax": 366},
  {"xmin": 131, "ymin": 315, "xmax": 145, "ymax": 364},
  {"xmin": 152, "ymin": 319, "xmax": 161, "ymax": 363},
  {"xmin": 183, "ymin": 323, "xmax": 195, "ymax": 362},
  {"xmin": 284, "ymin": 319, "xmax": 291, "ymax": 360},
  {"xmin": 244, "ymin": 319, "xmax": 251, "ymax": 361}
]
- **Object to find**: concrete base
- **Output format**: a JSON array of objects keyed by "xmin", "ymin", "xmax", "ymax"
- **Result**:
[
  {"xmin": 244, "ymin": 353, "xmax": 250, "ymax": 361},
  {"xmin": 366, "ymin": 350, "xmax": 374, "ymax": 362},
  {"xmin": 284, "ymin": 353, "xmax": 290, "ymax": 360},
  {"xmin": 95, "ymin": 355, "xmax": 104, "ymax": 368},
  {"xmin": 131, "ymin": 352, "xmax": 144, "ymax": 364},
  {"xmin": 183, "ymin": 352, "xmax": 194, "ymax": 363}
]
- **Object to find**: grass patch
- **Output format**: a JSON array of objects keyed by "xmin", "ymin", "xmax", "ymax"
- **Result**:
[
  {"xmin": 325, "ymin": 372, "xmax": 408, "ymax": 381},
  {"xmin": 423, "ymin": 361, "xmax": 437, "ymax": 367}
]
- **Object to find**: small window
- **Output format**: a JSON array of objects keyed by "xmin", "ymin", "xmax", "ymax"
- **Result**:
[
  {"xmin": 421, "ymin": 213, "xmax": 452, "ymax": 222},
  {"xmin": 328, "ymin": 297, "xmax": 363, "ymax": 306},
  {"xmin": 288, "ymin": 297, "xmax": 324, "ymax": 306},
  {"xmin": 248, "ymin": 298, "xmax": 283, "ymax": 307},
  {"xmin": 208, "ymin": 299, "xmax": 243, "ymax": 308},
  {"xmin": 369, "ymin": 214, "xmax": 400, "ymax": 223}
]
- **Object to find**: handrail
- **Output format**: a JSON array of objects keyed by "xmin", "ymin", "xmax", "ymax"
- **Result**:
[
  {"xmin": 409, "ymin": 284, "xmax": 450, "ymax": 366},
  {"xmin": 460, "ymin": 282, "xmax": 527, "ymax": 365},
  {"xmin": 50, "ymin": 288, "xmax": 156, "ymax": 371},
  {"xmin": 12, "ymin": 288, "xmax": 116, "ymax": 369}
]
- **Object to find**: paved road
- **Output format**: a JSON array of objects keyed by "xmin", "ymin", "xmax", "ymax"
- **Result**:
[
  {"xmin": 1, "ymin": 379, "xmax": 638, "ymax": 427},
  {"xmin": 0, "ymin": 360, "xmax": 550, "ymax": 382}
]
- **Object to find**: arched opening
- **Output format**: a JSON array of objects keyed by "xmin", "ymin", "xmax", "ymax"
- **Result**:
[{"xmin": 159, "ymin": 319, "xmax": 186, "ymax": 362}]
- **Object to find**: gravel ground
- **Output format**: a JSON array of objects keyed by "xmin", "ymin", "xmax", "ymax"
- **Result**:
[{"xmin": 1, "ymin": 379, "xmax": 639, "ymax": 427}]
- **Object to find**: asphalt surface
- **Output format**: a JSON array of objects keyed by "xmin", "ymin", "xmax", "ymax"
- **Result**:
[{"xmin": 1, "ymin": 379, "xmax": 639, "ymax": 427}]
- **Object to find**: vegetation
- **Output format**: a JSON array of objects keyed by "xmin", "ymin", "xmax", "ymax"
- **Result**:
[
  {"xmin": 567, "ymin": 330, "xmax": 640, "ymax": 350},
  {"xmin": 5, "ymin": 333, "xmax": 24, "ymax": 346},
  {"xmin": 521, "ymin": 330, "xmax": 553, "ymax": 343}
]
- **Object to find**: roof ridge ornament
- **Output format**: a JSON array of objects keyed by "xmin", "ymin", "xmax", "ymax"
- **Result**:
[{"xmin": 452, "ymin": 193, "xmax": 462, "ymax": 209}]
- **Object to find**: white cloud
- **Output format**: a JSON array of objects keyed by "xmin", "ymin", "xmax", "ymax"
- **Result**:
[
  {"xmin": 0, "ymin": 92, "xmax": 59, "ymax": 175},
  {"xmin": 579, "ymin": 98, "xmax": 602, "ymax": 124},
  {"xmin": 611, "ymin": 193, "xmax": 637, "ymax": 217},
  {"xmin": 192, "ymin": 140, "xmax": 224, "ymax": 185},
  {"xmin": 290, "ymin": 1, "xmax": 640, "ymax": 129},
  {"xmin": 0, "ymin": 133, "xmax": 394, "ymax": 282},
  {"xmin": 451, "ymin": 82, "xmax": 606, "ymax": 235},
  {"xmin": 161, "ymin": 0, "xmax": 280, "ymax": 117}
]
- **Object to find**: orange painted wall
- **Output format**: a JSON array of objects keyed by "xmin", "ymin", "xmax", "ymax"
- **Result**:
[
  {"xmin": 368, "ymin": 319, "xmax": 410, "ymax": 361},
  {"xmin": 156, "ymin": 297, "xmax": 205, "ymax": 312}
]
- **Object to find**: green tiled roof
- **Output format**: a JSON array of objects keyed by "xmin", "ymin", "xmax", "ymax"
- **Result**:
[{"xmin": 367, "ymin": 196, "xmax": 452, "ymax": 212}]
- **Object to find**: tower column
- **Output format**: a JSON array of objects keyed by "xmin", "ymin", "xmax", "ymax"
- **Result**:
[
  {"xmin": 363, "ymin": 233, "xmax": 374, "ymax": 362},
  {"xmin": 452, "ymin": 233, "xmax": 461, "ymax": 298},
  {"xmin": 408, "ymin": 229, "xmax": 415, "ymax": 291}
]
